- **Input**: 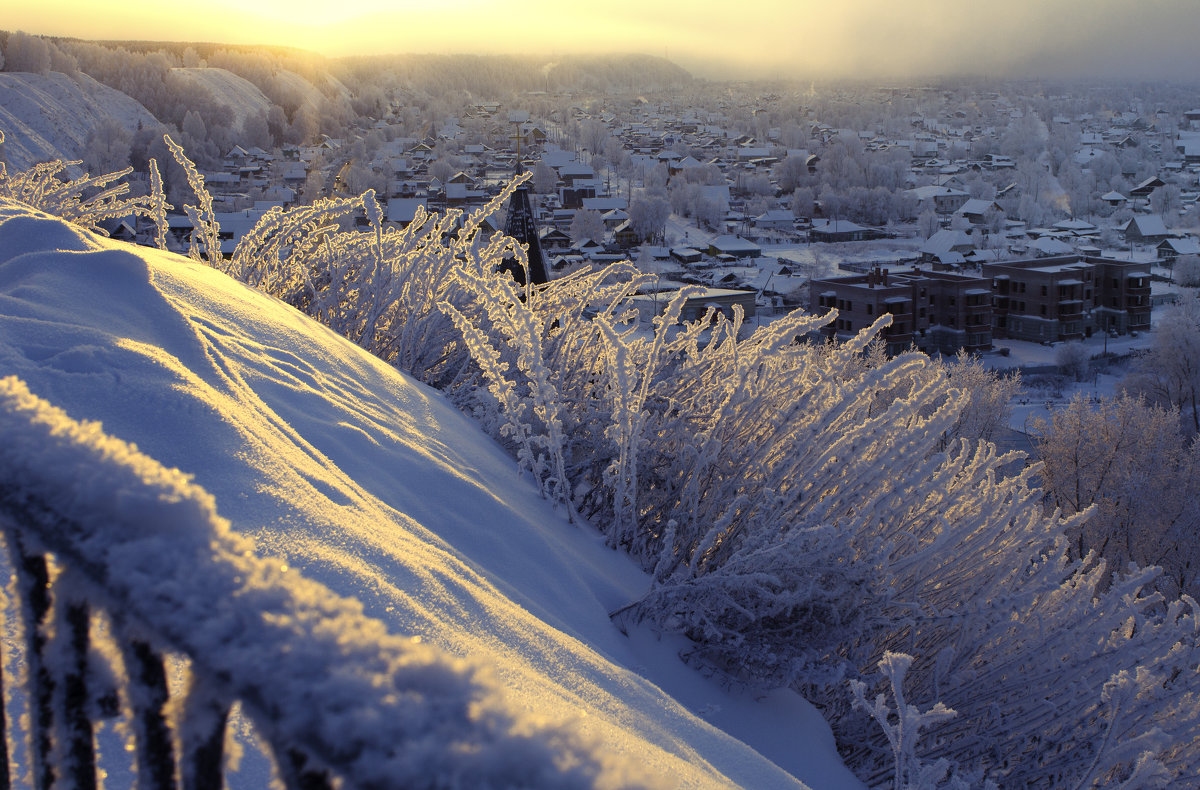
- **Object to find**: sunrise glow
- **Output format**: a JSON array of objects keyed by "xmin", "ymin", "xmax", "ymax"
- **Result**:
[{"xmin": 5, "ymin": 0, "xmax": 1200, "ymax": 80}]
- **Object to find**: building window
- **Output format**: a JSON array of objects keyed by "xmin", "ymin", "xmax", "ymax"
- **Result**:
[
  {"xmin": 1041, "ymin": 285, "xmax": 1048, "ymax": 296},
  {"xmin": 866, "ymin": 304, "xmax": 873, "ymax": 315}
]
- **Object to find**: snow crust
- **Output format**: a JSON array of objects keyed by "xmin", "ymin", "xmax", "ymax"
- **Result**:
[{"xmin": 0, "ymin": 199, "xmax": 858, "ymax": 788}]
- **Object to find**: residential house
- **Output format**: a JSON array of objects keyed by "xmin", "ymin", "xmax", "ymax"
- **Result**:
[
  {"xmin": 982, "ymin": 255, "xmax": 1150, "ymax": 342},
  {"xmin": 613, "ymin": 220, "xmax": 640, "ymax": 249},
  {"xmin": 1129, "ymin": 176, "xmax": 1166, "ymax": 199},
  {"xmin": 1157, "ymin": 236, "xmax": 1200, "ymax": 261},
  {"xmin": 707, "ymin": 235, "xmax": 762, "ymax": 259},
  {"xmin": 810, "ymin": 268, "xmax": 917, "ymax": 356},
  {"xmin": 1122, "ymin": 215, "xmax": 1170, "ymax": 244},
  {"xmin": 919, "ymin": 229, "xmax": 975, "ymax": 264},
  {"xmin": 956, "ymin": 198, "xmax": 1002, "ymax": 225},
  {"xmin": 386, "ymin": 198, "xmax": 427, "ymax": 227},
  {"xmin": 753, "ymin": 209, "xmax": 796, "ymax": 232},
  {"xmin": 538, "ymin": 227, "xmax": 572, "ymax": 251},
  {"xmin": 905, "ymin": 185, "xmax": 971, "ymax": 215},
  {"xmin": 982, "ymin": 257, "xmax": 1093, "ymax": 343},
  {"xmin": 810, "ymin": 219, "xmax": 884, "ymax": 243},
  {"xmin": 811, "ymin": 267, "xmax": 991, "ymax": 355}
]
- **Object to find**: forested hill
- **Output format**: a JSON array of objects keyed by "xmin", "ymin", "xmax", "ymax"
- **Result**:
[{"xmin": 339, "ymin": 53, "xmax": 694, "ymax": 96}]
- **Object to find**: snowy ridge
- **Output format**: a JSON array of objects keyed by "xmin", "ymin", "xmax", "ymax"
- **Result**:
[
  {"xmin": 0, "ymin": 72, "xmax": 159, "ymax": 170},
  {"xmin": 0, "ymin": 199, "xmax": 845, "ymax": 788}
]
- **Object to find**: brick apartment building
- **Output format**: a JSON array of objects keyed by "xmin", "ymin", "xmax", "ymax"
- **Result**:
[
  {"xmin": 811, "ymin": 267, "xmax": 992, "ymax": 356},
  {"xmin": 981, "ymin": 256, "xmax": 1151, "ymax": 342},
  {"xmin": 810, "ymin": 255, "xmax": 1151, "ymax": 354}
]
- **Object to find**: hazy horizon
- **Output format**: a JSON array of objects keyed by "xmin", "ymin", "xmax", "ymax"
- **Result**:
[{"xmin": 4, "ymin": 0, "xmax": 1200, "ymax": 83}]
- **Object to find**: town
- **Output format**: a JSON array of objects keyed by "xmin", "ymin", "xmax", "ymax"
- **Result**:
[{"xmin": 96, "ymin": 71, "xmax": 1195, "ymax": 367}]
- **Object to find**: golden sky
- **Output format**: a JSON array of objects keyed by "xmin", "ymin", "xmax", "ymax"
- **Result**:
[{"xmin": 3, "ymin": 0, "xmax": 1200, "ymax": 80}]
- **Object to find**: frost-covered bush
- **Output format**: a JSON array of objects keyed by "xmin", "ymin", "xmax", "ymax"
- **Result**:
[
  {"xmin": 1174, "ymin": 255, "xmax": 1200, "ymax": 287},
  {"xmin": 0, "ymin": 129, "xmax": 154, "ymax": 234},
  {"xmin": 12, "ymin": 142, "xmax": 1200, "ymax": 788},
  {"xmin": 1055, "ymin": 340, "xmax": 1090, "ymax": 382}
]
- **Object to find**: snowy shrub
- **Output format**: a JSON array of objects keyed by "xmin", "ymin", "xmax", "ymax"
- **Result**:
[
  {"xmin": 10, "ymin": 144, "xmax": 1200, "ymax": 789},
  {"xmin": 850, "ymin": 653, "xmax": 966, "ymax": 790},
  {"xmin": 0, "ymin": 129, "xmax": 154, "ymax": 234}
]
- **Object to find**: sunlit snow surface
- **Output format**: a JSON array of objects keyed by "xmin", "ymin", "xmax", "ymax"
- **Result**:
[{"xmin": 0, "ymin": 199, "xmax": 859, "ymax": 789}]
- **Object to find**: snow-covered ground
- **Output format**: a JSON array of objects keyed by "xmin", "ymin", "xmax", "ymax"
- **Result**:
[{"xmin": 0, "ymin": 199, "xmax": 861, "ymax": 788}]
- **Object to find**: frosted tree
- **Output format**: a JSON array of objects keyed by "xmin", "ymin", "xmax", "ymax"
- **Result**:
[
  {"xmin": 1030, "ymin": 393, "xmax": 1200, "ymax": 597},
  {"xmin": 1122, "ymin": 293, "xmax": 1200, "ymax": 434},
  {"xmin": 82, "ymin": 119, "xmax": 133, "ymax": 177},
  {"xmin": 628, "ymin": 196, "xmax": 670, "ymax": 244},
  {"xmin": 532, "ymin": 162, "xmax": 558, "ymax": 194},
  {"xmin": 1174, "ymin": 255, "xmax": 1200, "ymax": 287},
  {"xmin": 1055, "ymin": 341, "xmax": 1089, "ymax": 382},
  {"xmin": 4, "ymin": 31, "xmax": 51, "ymax": 74},
  {"xmin": 917, "ymin": 210, "xmax": 939, "ymax": 239},
  {"xmin": 569, "ymin": 209, "xmax": 605, "ymax": 245}
]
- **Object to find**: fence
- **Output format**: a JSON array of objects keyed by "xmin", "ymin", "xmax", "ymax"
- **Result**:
[{"xmin": 0, "ymin": 375, "xmax": 595, "ymax": 790}]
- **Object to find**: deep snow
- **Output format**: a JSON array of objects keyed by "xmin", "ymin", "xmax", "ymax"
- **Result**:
[{"xmin": 0, "ymin": 198, "xmax": 860, "ymax": 788}]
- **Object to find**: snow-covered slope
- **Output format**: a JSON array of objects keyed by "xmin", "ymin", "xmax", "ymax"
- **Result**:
[
  {"xmin": 169, "ymin": 67, "xmax": 274, "ymax": 130},
  {"xmin": 0, "ymin": 72, "xmax": 159, "ymax": 170},
  {"xmin": 275, "ymin": 67, "xmax": 355, "ymax": 117},
  {"xmin": 0, "ymin": 199, "xmax": 860, "ymax": 789}
]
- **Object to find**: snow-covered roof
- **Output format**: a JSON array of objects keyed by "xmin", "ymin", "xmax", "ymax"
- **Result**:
[{"xmin": 1124, "ymin": 215, "xmax": 1169, "ymax": 236}]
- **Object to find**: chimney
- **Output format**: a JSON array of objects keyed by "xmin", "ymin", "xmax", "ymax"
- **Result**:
[{"xmin": 882, "ymin": 268, "xmax": 889, "ymax": 287}]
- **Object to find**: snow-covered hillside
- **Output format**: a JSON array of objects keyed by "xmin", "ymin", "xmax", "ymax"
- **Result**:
[
  {"xmin": 0, "ymin": 72, "xmax": 158, "ymax": 170},
  {"xmin": 276, "ymin": 67, "xmax": 355, "ymax": 115},
  {"xmin": 0, "ymin": 199, "xmax": 860, "ymax": 788},
  {"xmin": 169, "ymin": 67, "xmax": 275, "ymax": 130},
  {"xmin": 168, "ymin": 66, "xmax": 354, "ymax": 131}
]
